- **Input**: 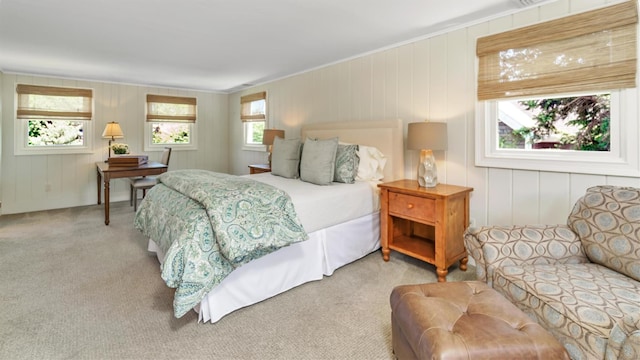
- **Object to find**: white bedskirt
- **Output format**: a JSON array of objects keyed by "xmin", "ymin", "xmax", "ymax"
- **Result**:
[{"xmin": 148, "ymin": 212, "xmax": 381, "ymax": 323}]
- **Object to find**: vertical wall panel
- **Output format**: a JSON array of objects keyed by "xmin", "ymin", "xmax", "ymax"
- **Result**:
[
  {"xmin": 338, "ymin": 62, "xmax": 353, "ymax": 121},
  {"xmin": 384, "ymin": 49, "xmax": 399, "ymax": 120},
  {"xmin": 396, "ymin": 44, "xmax": 413, "ymax": 124},
  {"xmin": 371, "ymin": 52, "xmax": 386, "ymax": 119},
  {"xmin": 412, "ymin": 40, "xmax": 430, "ymax": 122},
  {"xmin": 465, "ymin": 21, "xmax": 490, "ymax": 226},
  {"xmin": 512, "ymin": 170, "xmax": 540, "ymax": 224},
  {"xmin": 444, "ymin": 28, "xmax": 469, "ymax": 187},
  {"xmin": 487, "ymin": 168, "xmax": 513, "ymax": 225},
  {"xmin": 607, "ymin": 176, "xmax": 640, "ymax": 188},
  {"xmin": 427, "ymin": 35, "xmax": 448, "ymax": 183},
  {"xmin": 570, "ymin": 174, "xmax": 607, "ymax": 204},
  {"xmin": 351, "ymin": 57, "xmax": 371, "ymax": 121},
  {"xmin": 427, "ymin": 35, "xmax": 448, "ymax": 121},
  {"xmin": 538, "ymin": 172, "xmax": 571, "ymax": 224}
]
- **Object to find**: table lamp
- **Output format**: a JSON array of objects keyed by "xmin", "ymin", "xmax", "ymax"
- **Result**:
[
  {"xmin": 102, "ymin": 121, "xmax": 124, "ymax": 162},
  {"xmin": 262, "ymin": 129, "xmax": 285, "ymax": 167},
  {"xmin": 407, "ymin": 122, "xmax": 447, "ymax": 187}
]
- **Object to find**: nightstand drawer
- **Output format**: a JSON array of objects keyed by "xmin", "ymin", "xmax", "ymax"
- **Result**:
[{"xmin": 388, "ymin": 193, "xmax": 435, "ymax": 222}]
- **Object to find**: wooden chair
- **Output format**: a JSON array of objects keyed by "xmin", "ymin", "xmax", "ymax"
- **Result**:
[{"xmin": 130, "ymin": 147, "xmax": 171, "ymax": 211}]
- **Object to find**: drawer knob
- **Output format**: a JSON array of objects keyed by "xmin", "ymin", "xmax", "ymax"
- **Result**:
[{"xmin": 407, "ymin": 203, "xmax": 414, "ymax": 209}]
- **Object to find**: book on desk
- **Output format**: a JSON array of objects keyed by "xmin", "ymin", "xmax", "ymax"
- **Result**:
[{"xmin": 107, "ymin": 155, "xmax": 149, "ymax": 166}]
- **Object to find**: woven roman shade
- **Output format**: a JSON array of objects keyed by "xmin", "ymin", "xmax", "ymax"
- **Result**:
[
  {"xmin": 146, "ymin": 94, "xmax": 197, "ymax": 123},
  {"xmin": 16, "ymin": 84, "xmax": 93, "ymax": 120},
  {"xmin": 477, "ymin": 1, "xmax": 638, "ymax": 100},
  {"xmin": 240, "ymin": 91, "xmax": 266, "ymax": 122}
]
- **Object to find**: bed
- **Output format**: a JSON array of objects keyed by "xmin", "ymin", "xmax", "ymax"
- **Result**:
[{"xmin": 135, "ymin": 119, "xmax": 405, "ymax": 323}]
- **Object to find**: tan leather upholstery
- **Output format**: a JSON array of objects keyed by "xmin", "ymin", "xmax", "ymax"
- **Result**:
[{"xmin": 390, "ymin": 281, "xmax": 569, "ymax": 360}]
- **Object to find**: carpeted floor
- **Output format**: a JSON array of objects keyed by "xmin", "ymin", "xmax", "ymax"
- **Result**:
[{"xmin": 0, "ymin": 202, "xmax": 476, "ymax": 359}]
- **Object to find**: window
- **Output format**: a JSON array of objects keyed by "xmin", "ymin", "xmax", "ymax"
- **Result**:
[
  {"xmin": 15, "ymin": 84, "xmax": 94, "ymax": 155},
  {"xmin": 475, "ymin": 1, "xmax": 639, "ymax": 176},
  {"xmin": 145, "ymin": 94, "xmax": 197, "ymax": 151},
  {"xmin": 241, "ymin": 91, "xmax": 266, "ymax": 149}
]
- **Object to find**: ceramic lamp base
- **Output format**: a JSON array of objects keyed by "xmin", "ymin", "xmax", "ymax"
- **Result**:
[{"xmin": 417, "ymin": 149, "xmax": 438, "ymax": 187}]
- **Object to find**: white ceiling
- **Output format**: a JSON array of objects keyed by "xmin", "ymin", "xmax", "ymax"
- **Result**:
[{"xmin": 0, "ymin": 0, "xmax": 540, "ymax": 93}]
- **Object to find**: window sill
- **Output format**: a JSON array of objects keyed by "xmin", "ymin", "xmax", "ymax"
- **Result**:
[
  {"xmin": 475, "ymin": 149, "xmax": 640, "ymax": 177},
  {"xmin": 15, "ymin": 147, "xmax": 94, "ymax": 156},
  {"xmin": 144, "ymin": 143, "xmax": 197, "ymax": 152}
]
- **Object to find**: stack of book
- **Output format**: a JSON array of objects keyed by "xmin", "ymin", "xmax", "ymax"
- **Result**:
[{"xmin": 108, "ymin": 155, "xmax": 149, "ymax": 166}]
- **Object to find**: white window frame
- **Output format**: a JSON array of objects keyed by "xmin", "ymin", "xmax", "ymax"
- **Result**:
[
  {"xmin": 15, "ymin": 119, "xmax": 95, "ymax": 155},
  {"xmin": 242, "ymin": 121, "xmax": 267, "ymax": 152},
  {"xmin": 475, "ymin": 89, "xmax": 640, "ymax": 176}
]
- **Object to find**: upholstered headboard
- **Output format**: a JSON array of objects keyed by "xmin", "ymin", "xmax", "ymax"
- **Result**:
[{"xmin": 301, "ymin": 119, "xmax": 404, "ymax": 181}]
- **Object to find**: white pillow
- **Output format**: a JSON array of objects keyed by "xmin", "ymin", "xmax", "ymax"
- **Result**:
[{"xmin": 356, "ymin": 145, "xmax": 386, "ymax": 181}]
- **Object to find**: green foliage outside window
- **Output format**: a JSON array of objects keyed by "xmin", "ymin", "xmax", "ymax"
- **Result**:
[
  {"xmin": 501, "ymin": 95, "xmax": 610, "ymax": 151},
  {"xmin": 152, "ymin": 123, "xmax": 190, "ymax": 144},
  {"xmin": 519, "ymin": 95, "xmax": 610, "ymax": 151},
  {"xmin": 251, "ymin": 122, "xmax": 264, "ymax": 143},
  {"xmin": 28, "ymin": 120, "xmax": 83, "ymax": 146}
]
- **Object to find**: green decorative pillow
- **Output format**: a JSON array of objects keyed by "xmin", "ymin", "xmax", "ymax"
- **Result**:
[
  {"xmin": 300, "ymin": 137, "xmax": 339, "ymax": 185},
  {"xmin": 271, "ymin": 137, "xmax": 302, "ymax": 179},
  {"xmin": 334, "ymin": 144, "xmax": 359, "ymax": 183}
]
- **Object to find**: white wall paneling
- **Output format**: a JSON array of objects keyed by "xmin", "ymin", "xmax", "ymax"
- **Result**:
[
  {"xmin": 511, "ymin": 170, "xmax": 540, "ymax": 225},
  {"xmin": 0, "ymin": 74, "xmax": 228, "ymax": 214},
  {"xmin": 229, "ymin": 0, "xmax": 639, "ymax": 228}
]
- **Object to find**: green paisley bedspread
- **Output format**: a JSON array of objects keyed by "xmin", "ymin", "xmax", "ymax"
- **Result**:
[{"xmin": 133, "ymin": 169, "xmax": 308, "ymax": 318}]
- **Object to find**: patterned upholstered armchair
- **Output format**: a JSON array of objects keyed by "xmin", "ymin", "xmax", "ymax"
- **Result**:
[{"xmin": 464, "ymin": 186, "xmax": 640, "ymax": 360}]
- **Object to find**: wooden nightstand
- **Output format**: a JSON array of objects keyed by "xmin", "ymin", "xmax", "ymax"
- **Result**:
[
  {"xmin": 378, "ymin": 180, "xmax": 473, "ymax": 282},
  {"xmin": 248, "ymin": 164, "xmax": 271, "ymax": 174}
]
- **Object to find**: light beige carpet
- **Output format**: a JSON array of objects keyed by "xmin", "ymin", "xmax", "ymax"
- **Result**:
[{"xmin": 0, "ymin": 202, "xmax": 476, "ymax": 359}]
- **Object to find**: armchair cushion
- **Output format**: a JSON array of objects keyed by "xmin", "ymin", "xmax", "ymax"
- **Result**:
[
  {"xmin": 464, "ymin": 225, "xmax": 588, "ymax": 286},
  {"xmin": 567, "ymin": 185, "xmax": 640, "ymax": 282},
  {"xmin": 494, "ymin": 263, "xmax": 640, "ymax": 359}
]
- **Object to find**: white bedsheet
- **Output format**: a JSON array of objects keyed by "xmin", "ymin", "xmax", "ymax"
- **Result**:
[
  {"xmin": 149, "ymin": 212, "xmax": 380, "ymax": 323},
  {"xmin": 248, "ymin": 173, "xmax": 380, "ymax": 233}
]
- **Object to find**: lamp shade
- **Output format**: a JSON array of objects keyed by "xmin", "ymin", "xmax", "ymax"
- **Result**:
[
  {"xmin": 407, "ymin": 122, "xmax": 447, "ymax": 151},
  {"xmin": 102, "ymin": 122, "xmax": 124, "ymax": 139},
  {"xmin": 262, "ymin": 129, "xmax": 285, "ymax": 145}
]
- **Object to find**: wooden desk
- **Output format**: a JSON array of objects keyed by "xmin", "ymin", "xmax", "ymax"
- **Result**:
[
  {"xmin": 378, "ymin": 180, "xmax": 473, "ymax": 282},
  {"xmin": 96, "ymin": 161, "xmax": 168, "ymax": 225}
]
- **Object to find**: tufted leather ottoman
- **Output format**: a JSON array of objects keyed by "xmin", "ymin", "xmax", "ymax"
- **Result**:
[{"xmin": 390, "ymin": 281, "xmax": 569, "ymax": 360}]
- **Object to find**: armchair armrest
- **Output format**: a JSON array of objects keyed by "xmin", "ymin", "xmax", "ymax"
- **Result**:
[
  {"xmin": 612, "ymin": 313, "xmax": 640, "ymax": 360},
  {"xmin": 464, "ymin": 225, "xmax": 589, "ymax": 286}
]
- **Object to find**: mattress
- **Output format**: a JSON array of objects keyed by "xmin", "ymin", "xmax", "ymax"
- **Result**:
[{"xmin": 248, "ymin": 172, "xmax": 380, "ymax": 232}]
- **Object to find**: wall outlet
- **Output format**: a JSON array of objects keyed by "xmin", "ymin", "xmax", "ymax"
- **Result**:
[{"xmin": 469, "ymin": 218, "xmax": 476, "ymax": 228}]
